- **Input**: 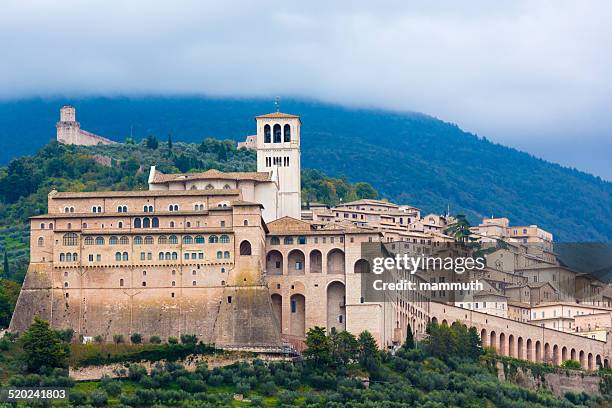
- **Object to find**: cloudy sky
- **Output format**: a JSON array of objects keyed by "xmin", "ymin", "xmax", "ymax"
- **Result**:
[{"xmin": 1, "ymin": 0, "xmax": 611, "ymax": 179}]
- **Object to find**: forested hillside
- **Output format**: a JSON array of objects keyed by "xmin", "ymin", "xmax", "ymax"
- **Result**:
[{"xmin": 0, "ymin": 97, "xmax": 610, "ymax": 241}]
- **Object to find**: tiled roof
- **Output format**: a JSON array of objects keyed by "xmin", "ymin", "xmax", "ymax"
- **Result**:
[
  {"xmin": 151, "ymin": 169, "xmax": 272, "ymax": 184},
  {"xmin": 255, "ymin": 112, "xmax": 300, "ymax": 119},
  {"xmin": 49, "ymin": 189, "xmax": 241, "ymax": 199}
]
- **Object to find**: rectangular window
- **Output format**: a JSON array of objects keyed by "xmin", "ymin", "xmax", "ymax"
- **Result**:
[
  {"xmin": 198, "ymin": 253, "xmax": 204, "ymax": 259},
  {"xmin": 298, "ymin": 236, "xmax": 306, "ymax": 244},
  {"xmin": 141, "ymin": 252, "xmax": 146, "ymax": 261},
  {"xmin": 88, "ymin": 254, "xmax": 94, "ymax": 262},
  {"xmin": 96, "ymin": 254, "xmax": 101, "ymax": 262},
  {"xmin": 185, "ymin": 253, "xmax": 190, "ymax": 260},
  {"xmin": 291, "ymin": 300, "xmax": 297, "ymax": 313}
]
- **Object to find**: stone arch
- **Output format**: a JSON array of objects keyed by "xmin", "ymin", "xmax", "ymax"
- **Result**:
[
  {"xmin": 273, "ymin": 124, "xmax": 282, "ymax": 143},
  {"xmin": 562, "ymin": 346, "xmax": 568, "ymax": 363},
  {"xmin": 480, "ymin": 329, "xmax": 487, "ymax": 347},
  {"xmin": 441, "ymin": 319, "xmax": 448, "ymax": 326},
  {"xmin": 508, "ymin": 334, "xmax": 514, "ymax": 357},
  {"xmin": 544, "ymin": 342, "xmax": 551, "ymax": 364},
  {"xmin": 289, "ymin": 294, "xmax": 305, "ymax": 337},
  {"xmin": 553, "ymin": 345, "xmax": 560, "ymax": 366},
  {"xmin": 239, "ymin": 240, "xmax": 252, "ymax": 256},
  {"xmin": 605, "ymin": 359, "xmax": 609, "ymax": 369},
  {"xmin": 431, "ymin": 317, "xmax": 438, "ymax": 325},
  {"xmin": 588, "ymin": 353, "xmax": 594, "ymax": 370},
  {"xmin": 570, "ymin": 348, "xmax": 576, "ymax": 361},
  {"xmin": 535, "ymin": 341, "xmax": 542, "ymax": 362},
  {"xmin": 326, "ymin": 249, "xmax": 345, "ymax": 274},
  {"xmin": 489, "ymin": 331, "xmax": 497, "ymax": 351},
  {"xmin": 354, "ymin": 259, "xmax": 370, "ymax": 274},
  {"xmin": 287, "ymin": 249, "xmax": 305, "ymax": 275},
  {"xmin": 517, "ymin": 337, "xmax": 524, "ymax": 359},
  {"xmin": 327, "ymin": 281, "xmax": 346, "ymax": 332},
  {"xmin": 266, "ymin": 250, "xmax": 283, "ymax": 275},
  {"xmin": 527, "ymin": 339, "xmax": 533, "ymax": 361},
  {"xmin": 596, "ymin": 355, "xmax": 602, "ymax": 370},
  {"xmin": 579, "ymin": 350, "xmax": 586, "ymax": 368},
  {"xmin": 309, "ymin": 250, "xmax": 322, "ymax": 273},
  {"xmin": 271, "ymin": 294, "xmax": 282, "ymax": 334},
  {"xmin": 499, "ymin": 333, "xmax": 506, "ymax": 355}
]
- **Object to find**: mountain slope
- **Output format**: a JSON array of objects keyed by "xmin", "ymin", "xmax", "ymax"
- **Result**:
[{"xmin": 0, "ymin": 97, "xmax": 610, "ymax": 241}]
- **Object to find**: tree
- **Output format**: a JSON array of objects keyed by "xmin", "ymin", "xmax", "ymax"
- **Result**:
[
  {"xmin": 130, "ymin": 332, "xmax": 142, "ymax": 344},
  {"xmin": 357, "ymin": 331, "xmax": 380, "ymax": 372},
  {"xmin": 445, "ymin": 214, "xmax": 473, "ymax": 243},
  {"xmin": 331, "ymin": 330, "xmax": 359, "ymax": 366},
  {"xmin": 167, "ymin": 133, "xmax": 173, "ymax": 151},
  {"xmin": 466, "ymin": 326, "xmax": 482, "ymax": 359},
  {"xmin": 354, "ymin": 182, "xmax": 378, "ymax": 199},
  {"xmin": 21, "ymin": 317, "xmax": 68, "ymax": 372},
  {"xmin": 402, "ymin": 323, "xmax": 415, "ymax": 350},
  {"xmin": 3, "ymin": 251, "xmax": 9, "ymax": 278},
  {"xmin": 145, "ymin": 135, "xmax": 159, "ymax": 150},
  {"xmin": 303, "ymin": 326, "xmax": 332, "ymax": 367}
]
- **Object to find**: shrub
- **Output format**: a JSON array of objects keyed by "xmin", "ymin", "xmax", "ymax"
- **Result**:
[
  {"xmin": 103, "ymin": 380, "xmax": 122, "ymax": 397},
  {"xmin": 93, "ymin": 335, "xmax": 103, "ymax": 344},
  {"xmin": 128, "ymin": 364, "xmax": 147, "ymax": 381},
  {"xmin": 168, "ymin": 336, "xmax": 178, "ymax": 344},
  {"xmin": 180, "ymin": 334, "xmax": 198, "ymax": 344},
  {"xmin": 69, "ymin": 390, "xmax": 87, "ymax": 405},
  {"xmin": 561, "ymin": 360, "xmax": 582, "ymax": 370},
  {"xmin": 130, "ymin": 332, "xmax": 142, "ymax": 344},
  {"xmin": 55, "ymin": 328, "xmax": 74, "ymax": 343},
  {"xmin": 90, "ymin": 390, "xmax": 108, "ymax": 407},
  {"xmin": 150, "ymin": 335, "xmax": 161, "ymax": 344},
  {"xmin": 113, "ymin": 334, "xmax": 124, "ymax": 344}
]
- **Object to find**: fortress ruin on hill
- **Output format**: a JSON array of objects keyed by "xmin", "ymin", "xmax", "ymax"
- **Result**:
[{"xmin": 9, "ymin": 107, "xmax": 612, "ymax": 368}]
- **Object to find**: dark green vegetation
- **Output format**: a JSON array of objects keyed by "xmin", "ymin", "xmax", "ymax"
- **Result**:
[
  {"xmin": 0, "ymin": 320, "xmax": 609, "ymax": 407},
  {"xmin": 0, "ymin": 97, "xmax": 610, "ymax": 241},
  {"xmin": 0, "ymin": 139, "xmax": 377, "ymax": 323}
]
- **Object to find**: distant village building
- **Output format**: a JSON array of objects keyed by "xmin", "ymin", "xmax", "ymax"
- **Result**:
[{"xmin": 237, "ymin": 135, "xmax": 256, "ymax": 150}]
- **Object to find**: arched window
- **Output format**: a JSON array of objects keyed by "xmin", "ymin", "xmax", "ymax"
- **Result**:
[
  {"xmin": 173, "ymin": 205, "xmax": 179, "ymax": 211},
  {"xmin": 143, "ymin": 218, "xmax": 150, "ymax": 228},
  {"xmin": 216, "ymin": 251, "xmax": 222, "ymax": 259},
  {"xmin": 169, "ymin": 235, "xmax": 178, "ymax": 244},
  {"xmin": 165, "ymin": 251, "xmax": 171, "ymax": 259},
  {"xmin": 240, "ymin": 240, "xmax": 252, "ymax": 256},
  {"xmin": 209, "ymin": 235, "xmax": 219, "ymax": 243},
  {"xmin": 134, "ymin": 218, "xmax": 141, "ymax": 228},
  {"xmin": 70, "ymin": 207, "xmax": 74, "ymax": 213},
  {"xmin": 271, "ymin": 236, "xmax": 280, "ymax": 245},
  {"xmin": 63, "ymin": 233, "xmax": 78, "ymax": 246},
  {"xmin": 283, "ymin": 124, "xmax": 291, "ymax": 142},
  {"xmin": 64, "ymin": 207, "xmax": 69, "ymax": 213},
  {"xmin": 84, "ymin": 236, "xmax": 93, "ymax": 245},
  {"xmin": 38, "ymin": 236, "xmax": 44, "ymax": 247},
  {"xmin": 183, "ymin": 235, "xmax": 193, "ymax": 244},
  {"xmin": 158, "ymin": 235, "xmax": 167, "ymax": 244},
  {"xmin": 223, "ymin": 184, "xmax": 230, "ymax": 189},
  {"xmin": 117, "ymin": 206, "xmax": 123, "ymax": 213},
  {"xmin": 273, "ymin": 124, "xmax": 281, "ymax": 143},
  {"xmin": 168, "ymin": 204, "xmax": 173, "ymax": 211},
  {"xmin": 66, "ymin": 253, "xmax": 73, "ymax": 262},
  {"xmin": 144, "ymin": 236, "xmax": 153, "ymax": 244},
  {"xmin": 117, "ymin": 222, "xmax": 122, "ymax": 229},
  {"xmin": 67, "ymin": 222, "xmax": 72, "ymax": 229},
  {"xmin": 195, "ymin": 235, "xmax": 205, "ymax": 244},
  {"xmin": 120, "ymin": 279, "xmax": 124, "ymax": 287},
  {"xmin": 92, "ymin": 206, "xmax": 97, "ymax": 213},
  {"xmin": 220, "ymin": 235, "xmax": 229, "ymax": 243},
  {"xmin": 59, "ymin": 253, "xmax": 65, "ymax": 262},
  {"xmin": 109, "ymin": 236, "xmax": 118, "ymax": 245},
  {"xmin": 205, "ymin": 184, "xmax": 214, "ymax": 190},
  {"xmin": 122, "ymin": 252, "xmax": 128, "ymax": 261},
  {"xmin": 171, "ymin": 252, "xmax": 178, "ymax": 260},
  {"xmin": 115, "ymin": 252, "xmax": 122, "ymax": 261},
  {"xmin": 119, "ymin": 236, "xmax": 129, "ymax": 245},
  {"xmin": 170, "ymin": 221, "xmax": 175, "ymax": 228},
  {"xmin": 143, "ymin": 205, "xmax": 148, "ymax": 212},
  {"xmin": 152, "ymin": 217, "xmax": 159, "ymax": 228},
  {"xmin": 134, "ymin": 236, "xmax": 143, "ymax": 245},
  {"xmin": 73, "ymin": 253, "xmax": 78, "ymax": 261},
  {"xmin": 159, "ymin": 252, "xmax": 165, "ymax": 260},
  {"xmin": 83, "ymin": 222, "xmax": 88, "ymax": 229},
  {"xmin": 186, "ymin": 222, "xmax": 191, "ymax": 228},
  {"xmin": 224, "ymin": 251, "xmax": 230, "ymax": 259},
  {"xmin": 283, "ymin": 236, "xmax": 293, "ymax": 245},
  {"xmin": 172, "ymin": 281, "xmax": 176, "ymax": 286},
  {"xmin": 264, "ymin": 124, "xmax": 271, "ymax": 143},
  {"xmin": 49, "ymin": 223, "xmax": 53, "ymax": 230},
  {"xmin": 95, "ymin": 236, "xmax": 105, "ymax": 245},
  {"xmin": 40, "ymin": 223, "xmax": 45, "ymax": 229},
  {"xmin": 243, "ymin": 220, "xmax": 248, "ymax": 226}
]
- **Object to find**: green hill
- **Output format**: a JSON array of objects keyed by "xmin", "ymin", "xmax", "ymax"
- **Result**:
[{"xmin": 0, "ymin": 97, "xmax": 610, "ymax": 241}]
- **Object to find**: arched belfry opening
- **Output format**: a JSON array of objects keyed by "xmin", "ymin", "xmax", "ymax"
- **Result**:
[{"xmin": 283, "ymin": 124, "xmax": 291, "ymax": 142}]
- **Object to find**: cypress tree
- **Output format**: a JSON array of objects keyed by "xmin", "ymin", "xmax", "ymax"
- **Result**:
[
  {"xmin": 2, "ymin": 251, "xmax": 8, "ymax": 278},
  {"xmin": 403, "ymin": 323, "xmax": 415, "ymax": 350}
]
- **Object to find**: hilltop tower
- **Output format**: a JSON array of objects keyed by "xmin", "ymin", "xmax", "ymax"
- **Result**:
[
  {"xmin": 56, "ymin": 106, "xmax": 115, "ymax": 146},
  {"xmin": 255, "ymin": 112, "xmax": 301, "ymax": 219},
  {"xmin": 56, "ymin": 105, "xmax": 80, "ymax": 144}
]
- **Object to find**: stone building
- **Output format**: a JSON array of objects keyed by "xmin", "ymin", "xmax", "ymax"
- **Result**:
[
  {"xmin": 9, "ymin": 108, "xmax": 612, "ymax": 369},
  {"xmin": 56, "ymin": 106, "xmax": 116, "ymax": 146}
]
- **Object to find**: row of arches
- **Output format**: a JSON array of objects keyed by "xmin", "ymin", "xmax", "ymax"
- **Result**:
[
  {"xmin": 79, "ymin": 234, "xmax": 232, "ymax": 246},
  {"xmin": 263, "ymin": 123, "xmax": 291, "ymax": 143},
  {"xmin": 477, "ymin": 326, "xmax": 609, "ymax": 370},
  {"xmin": 266, "ymin": 249, "xmax": 370, "ymax": 276},
  {"xmin": 271, "ymin": 281, "xmax": 345, "ymax": 338}
]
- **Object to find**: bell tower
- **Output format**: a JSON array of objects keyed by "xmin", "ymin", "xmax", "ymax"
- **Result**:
[{"xmin": 255, "ymin": 112, "xmax": 301, "ymax": 220}]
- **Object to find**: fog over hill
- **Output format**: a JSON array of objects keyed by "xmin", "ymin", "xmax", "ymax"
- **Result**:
[{"xmin": 0, "ymin": 97, "xmax": 610, "ymax": 241}]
